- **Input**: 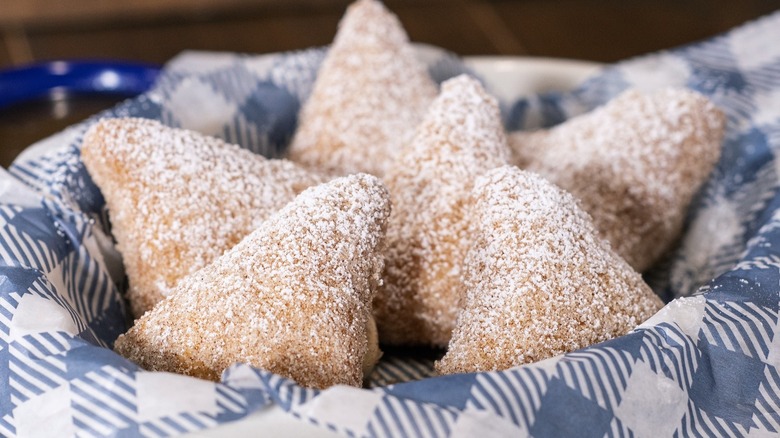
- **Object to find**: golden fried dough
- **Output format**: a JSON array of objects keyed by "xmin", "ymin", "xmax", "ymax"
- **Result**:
[
  {"xmin": 374, "ymin": 75, "xmax": 510, "ymax": 347},
  {"xmin": 509, "ymin": 88, "xmax": 725, "ymax": 272},
  {"xmin": 435, "ymin": 166, "xmax": 664, "ymax": 375},
  {"xmin": 114, "ymin": 174, "xmax": 391, "ymax": 388},
  {"xmin": 287, "ymin": 0, "xmax": 438, "ymax": 177},
  {"xmin": 81, "ymin": 118, "xmax": 323, "ymax": 318}
]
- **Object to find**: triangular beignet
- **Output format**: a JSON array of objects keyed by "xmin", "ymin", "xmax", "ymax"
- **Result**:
[
  {"xmin": 509, "ymin": 88, "xmax": 725, "ymax": 271},
  {"xmin": 114, "ymin": 174, "xmax": 391, "ymax": 388},
  {"xmin": 374, "ymin": 75, "xmax": 510, "ymax": 347},
  {"xmin": 287, "ymin": 0, "xmax": 438, "ymax": 177},
  {"xmin": 436, "ymin": 166, "xmax": 664, "ymax": 375},
  {"xmin": 82, "ymin": 118, "xmax": 324, "ymax": 317}
]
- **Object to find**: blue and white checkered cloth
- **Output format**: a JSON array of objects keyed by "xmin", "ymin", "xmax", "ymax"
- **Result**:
[{"xmin": 2, "ymin": 11, "xmax": 780, "ymax": 437}]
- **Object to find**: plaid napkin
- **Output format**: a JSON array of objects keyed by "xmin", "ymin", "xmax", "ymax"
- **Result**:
[{"xmin": 2, "ymin": 11, "xmax": 780, "ymax": 437}]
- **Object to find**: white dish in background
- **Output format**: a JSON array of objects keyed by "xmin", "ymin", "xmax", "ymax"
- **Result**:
[
  {"xmin": 464, "ymin": 56, "xmax": 602, "ymax": 101},
  {"xmin": 185, "ymin": 56, "xmax": 602, "ymax": 438}
]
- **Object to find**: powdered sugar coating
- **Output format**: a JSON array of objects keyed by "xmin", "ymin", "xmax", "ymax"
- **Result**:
[
  {"xmin": 287, "ymin": 0, "xmax": 438, "ymax": 177},
  {"xmin": 435, "ymin": 166, "xmax": 664, "ymax": 374},
  {"xmin": 374, "ymin": 75, "xmax": 510, "ymax": 347},
  {"xmin": 509, "ymin": 88, "xmax": 725, "ymax": 271},
  {"xmin": 114, "ymin": 174, "xmax": 391, "ymax": 389},
  {"xmin": 81, "ymin": 118, "xmax": 324, "ymax": 317}
]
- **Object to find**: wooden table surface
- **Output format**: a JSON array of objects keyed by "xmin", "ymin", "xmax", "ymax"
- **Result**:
[{"xmin": 1, "ymin": 0, "xmax": 778, "ymax": 165}]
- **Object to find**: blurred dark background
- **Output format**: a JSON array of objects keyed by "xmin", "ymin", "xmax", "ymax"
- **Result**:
[
  {"xmin": 3, "ymin": 0, "xmax": 778, "ymax": 66},
  {"xmin": 1, "ymin": 0, "xmax": 778, "ymax": 165}
]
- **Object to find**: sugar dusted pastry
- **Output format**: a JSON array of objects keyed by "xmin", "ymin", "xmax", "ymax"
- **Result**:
[
  {"xmin": 114, "ymin": 174, "xmax": 391, "ymax": 388},
  {"xmin": 287, "ymin": 0, "xmax": 438, "ymax": 177},
  {"xmin": 374, "ymin": 75, "xmax": 510, "ymax": 347},
  {"xmin": 81, "ymin": 118, "xmax": 323, "ymax": 318},
  {"xmin": 509, "ymin": 88, "xmax": 725, "ymax": 271},
  {"xmin": 435, "ymin": 166, "xmax": 664, "ymax": 375}
]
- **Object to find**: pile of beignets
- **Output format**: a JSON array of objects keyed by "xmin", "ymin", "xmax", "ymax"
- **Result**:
[{"xmin": 83, "ymin": 0, "xmax": 725, "ymax": 389}]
